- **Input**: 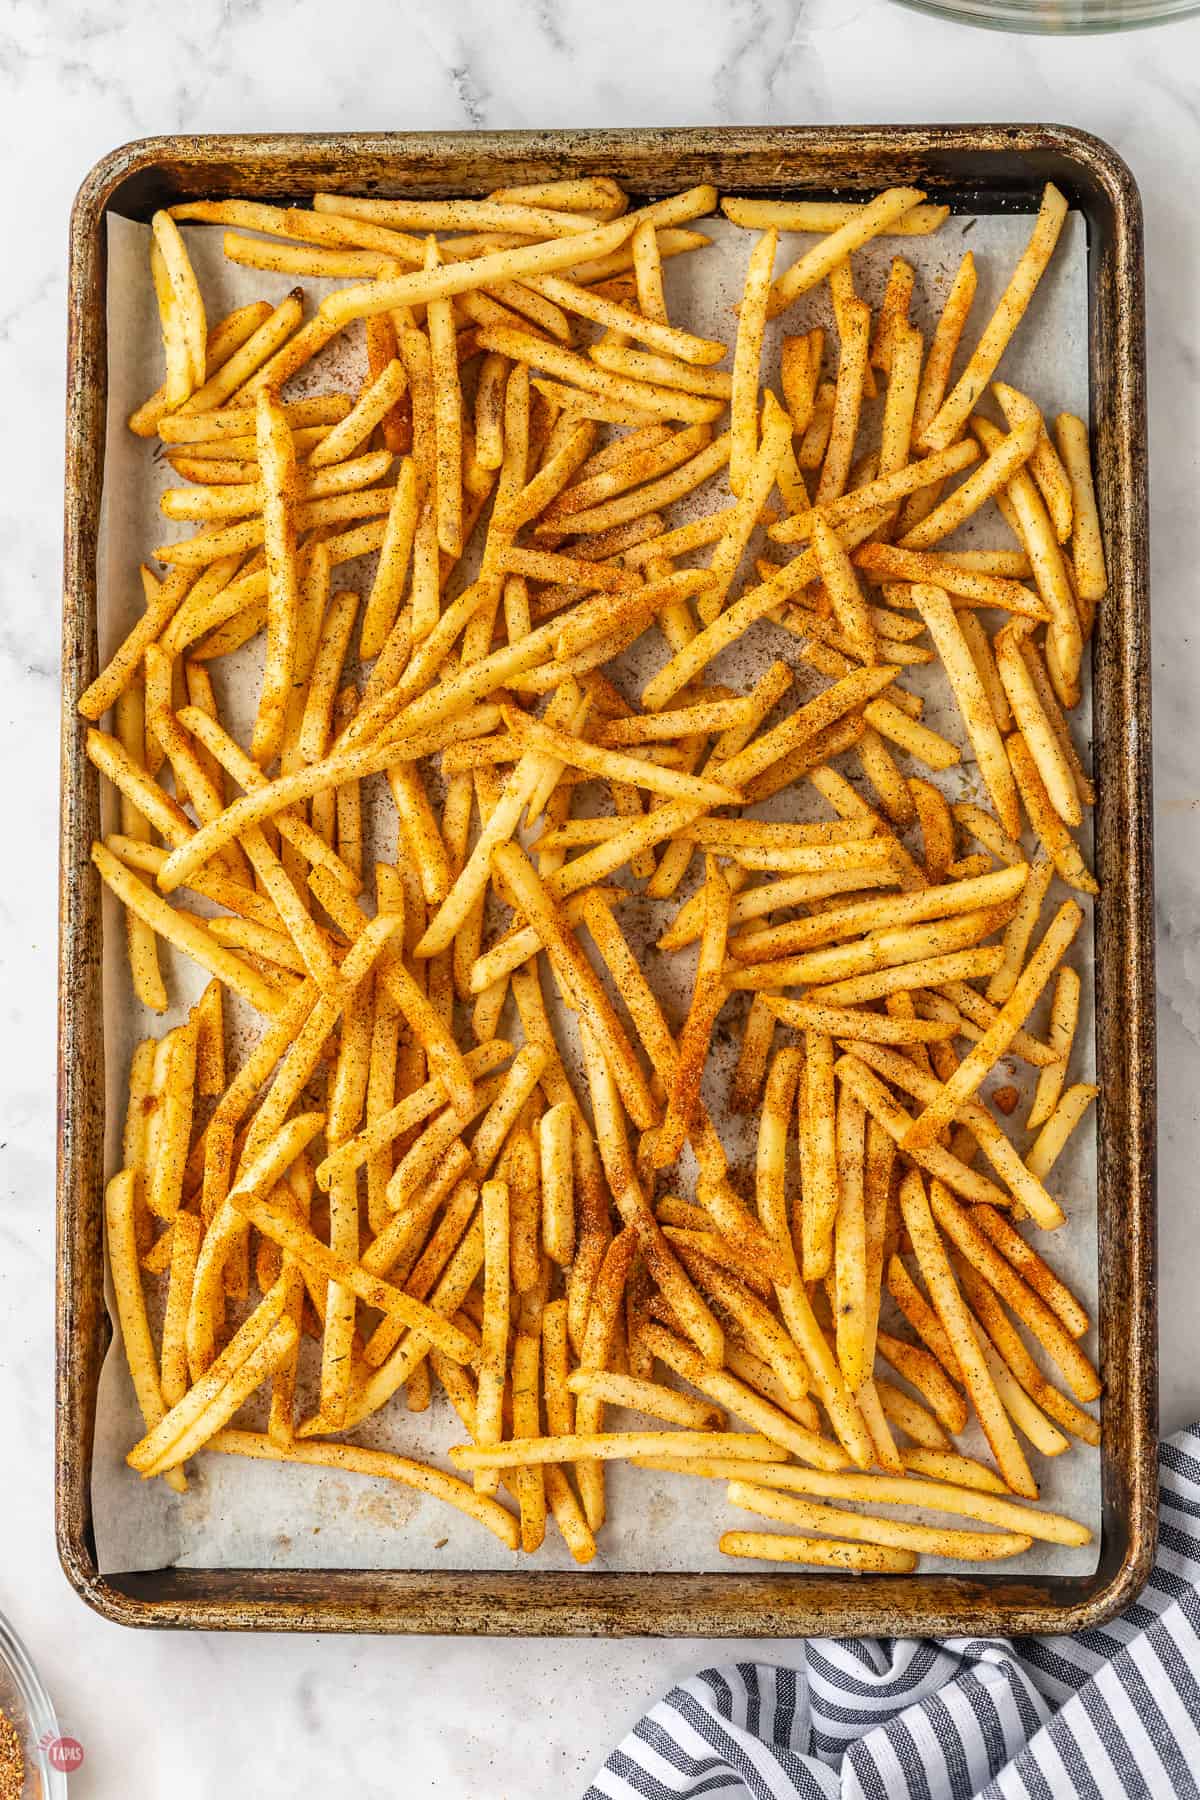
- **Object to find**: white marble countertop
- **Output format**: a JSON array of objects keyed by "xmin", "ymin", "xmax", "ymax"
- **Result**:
[{"xmin": 5, "ymin": 0, "xmax": 1200, "ymax": 1793}]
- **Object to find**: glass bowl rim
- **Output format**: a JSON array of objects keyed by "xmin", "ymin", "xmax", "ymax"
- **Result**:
[{"xmin": 0, "ymin": 1610, "xmax": 70, "ymax": 1800}]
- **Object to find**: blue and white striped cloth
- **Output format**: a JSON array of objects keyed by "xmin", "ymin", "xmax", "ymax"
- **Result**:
[{"xmin": 589, "ymin": 1428, "xmax": 1200, "ymax": 1800}]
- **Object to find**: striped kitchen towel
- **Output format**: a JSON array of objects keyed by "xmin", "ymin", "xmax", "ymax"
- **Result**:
[{"xmin": 588, "ymin": 1426, "xmax": 1200, "ymax": 1800}]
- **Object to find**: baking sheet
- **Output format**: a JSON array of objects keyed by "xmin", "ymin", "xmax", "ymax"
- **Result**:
[{"xmin": 92, "ymin": 205, "xmax": 1099, "ymax": 1578}]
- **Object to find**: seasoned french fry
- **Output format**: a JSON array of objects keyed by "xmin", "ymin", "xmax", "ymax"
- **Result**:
[
  {"xmin": 920, "ymin": 184, "xmax": 1068, "ymax": 452},
  {"xmin": 1028, "ymin": 966, "xmax": 1080, "ymax": 1130},
  {"xmin": 909, "ymin": 583, "xmax": 1020, "ymax": 837},
  {"xmin": 766, "ymin": 188, "xmax": 927, "ymax": 318},
  {"xmin": 719, "ymin": 1531, "xmax": 917, "ymax": 1571},
  {"xmin": 539, "ymin": 1100, "xmax": 576, "ymax": 1268},
  {"xmin": 834, "ymin": 1085, "xmax": 868, "ymax": 1389},
  {"xmin": 904, "ymin": 901, "xmax": 1082, "ymax": 1149},
  {"xmin": 729, "ymin": 228, "xmax": 777, "ymax": 495},
  {"xmin": 800, "ymin": 1030, "xmax": 838, "ymax": 1283},
  {"xmin": 729, "ymin": 1482, "xmax": 1030, "ymax": 1561},
  {"xmin": 816, "ymin": 297, "xmax": 870, "ymax": 507},
  {"xmin": 1055, "ymin": 412, "xmax": 1107, "ymax": 621},
  {"xmin": 652, "ymin": 860, "xmax": 731, "ymax": 1167},
  {"xmin": 1027, "ymin": 1083, "xmax": 1099, "ymax": 1182},
  {"xmin": 899, "ymin": 1170, "xmax": 1036, "ymax": 1497}
]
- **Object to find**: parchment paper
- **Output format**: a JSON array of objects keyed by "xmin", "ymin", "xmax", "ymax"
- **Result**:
[{"xmin": 93, "ymin": 205, "xmax": 1099, "ymax": 1579}]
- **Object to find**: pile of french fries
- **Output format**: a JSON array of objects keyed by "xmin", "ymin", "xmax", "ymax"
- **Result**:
[{"xmin": 83, "ymin": 173, "xmax": 1107, "ymax": 1570}]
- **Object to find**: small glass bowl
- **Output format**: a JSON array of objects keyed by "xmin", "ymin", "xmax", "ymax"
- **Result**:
[
  {"xmin": 0, "ymin": 1611, "xmax": 70, "ymax": 1800},
  {"xmin": 894, "ymin": 0, "xmax": 1200, "ymax": 29}
]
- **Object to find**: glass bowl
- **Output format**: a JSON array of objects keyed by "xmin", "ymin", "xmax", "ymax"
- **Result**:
[
  {"xmin": 0, "ymin": 1612, "xmax": 70, "ymax": 1800},
  {"xmin": 894, "ymin": 0, "xmax": 1200, "ymax": 29}
]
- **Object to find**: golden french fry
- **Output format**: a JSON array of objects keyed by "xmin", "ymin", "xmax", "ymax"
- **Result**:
[
  {"xmin": 448, "ymin": 1430, "xmax": 785, "ymax": 1472},
  {"xmin": 1028, "ymin": 966, "xmax": 1081, "ymax": 1130},
  {"xmin": 833, "ymin": 1085, "xmax": 868, "ymax": 1389},
  {"xmin": 904, "ymin": 900, "xmax": 1083, "ymax": 1149},
  {"xmin": 640, "ymin": 1323, "xmax": 843, "ymax": 1469},
  {"xmin": 1027, "ymin": 1083, "xmax": 1099, "ymax": 1182},
  {"xmin": 908, "ymin": 583, "xmax": 1021, "ymax": 837},
  {"xmin": 729, "ymin": 228, "xmax": 777, "ymax": 495},
  {"xmin": 723, "ymin": 196, "xmax": 945, "ymax": 233},
  {"xmin": 799, "ymin": 1029, "xmax": 838, "ymax": 1283},
  {"xmin": 995, "ymin": 622, "xmax": 1081, "ymax": 825},
  {"xmin": 986, "ymin": 853, "xmax": 1054, "ymax": 1005},
  {"xmin": 897, "ymin": 1170, "xmax": 1036, "ymax": 1497},
  {"xmin": 729, "ymin": 1482, "xmax": 1030, "ymax": 1561},
  {"xmin": 764, "ymin": 997, "xmax": 956, "ymax": 1045},
  {"xmin": 815, "ymin": 297, "xmax": 870, "ymax": 506},
  {"xmin": 900, "ymin": 416, "xmax": 1040, "ymax": 553},
  {"xmin": 766, "ymin": 188, "xmax": 926, "ymax": 319},
  {"xmin": 652, "ymin": 861, "xmax": 731, "ymax": 1167},
  {"xmin": 920, "ymin": 184, "xmax": 1068, "ymax": 451},
  {"xmin": 855, "ymin": 543, "xmax": 1048, "ymax": 621},
  {"xmin": 1055, "ymin": 412, "xmax": 1107, "ymax": 617}
]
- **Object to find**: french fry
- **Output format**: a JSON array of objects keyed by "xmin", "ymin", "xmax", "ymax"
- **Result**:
[
  {"xmin": 526, "ymin": 273, "xmax": 727, "ymax": 365},
  {"xmin": 209, "ymin": 1429, "xmax": 518, "ymax": 1548},
  {"xmin": 728, "ymin": 1482, "xmax": 1030, "ymax": 1561},
  {"xmin": 471, "ymin": 1177, "xmax": 511, "ymax": 1498},
  {"xmin": 696, "ymin": 398, "xmax": 792, "ymax": 625},
  {"xmin": 816, "ymin": 297, "xmax": 870, "ymax": 506},
  {"xmin": 763, "ymin": 998, "xmax": 956, "ymax": 1046},
  {"xmin": 719, "ymin": 1531, "xmax": 917, "ymax": 1572},
  {"xmin": 729, "ymin": 228, "xmax": 777, "ymax": 495},
  {"xmin": 855, "ymin": 543, "xmax": 1047, "ymax": 621},
  {"xmin": 898, "ymin": 1170, "xmax": 1036, "ymax": 1497},
  {"xmin": 774, "ymin": 439, "xmax": 981, "ymax": 548},
  {"xmin": 987, "ymin": 853, "xmax": 1054, "ymax": 1005},
  {"xmin": 1055, "ymin": 412, "xmax": 1107, "ymax": 619},
  {"xmin": 800, "ymin": 1030, "xmax": 838, "ymax": 1283},
  {"xmin": 900, "ymin": 416, "xmax": 1040, "ymax": 553},
  {"xmin": 1028, "ymin": 966, "xmax": 1080, "ymax": 1130},
  {"xmin": 834, "ymin": 1054, "xmax": 1010, "ymax": 1210},
  {"xmin": 639, "ymin": 1323, "xmax": 843, "ymax": 1469},
  {"xmin": 993, "ymin": 383, "xmax": 1074, "ymax": 544},
  {"xmin": 475, "ymin": 325, "xmax": 724, "ymax": 425},
  {"xmin": 834, "ymin": 1085, "xmax": 869, "ymax": 1389},
  {"xmin": 791, "ymin": 380, "xmax": 833, "ymax": 475},
  {"xmin": 1027, "ymin": 1083, "xmax": 1099, "ymax": 1182},
  {"xmin": 909, "ymin": 776, "xmax": 955, "ymax": 884},
  {"xmin": 904, "ymin": 900, "xmax": 1083, "ymax": 1149},
  {"xmin": 766, "ymin": 188, "xmax": 927, "ymax": 318},
  {"xmin": 812, "ymin": 512, "xmax": 877, "ymax": 663},
  {"xmin": 972, "ymin": 415, "xmax": 1084, "ymax": 705},
  {"xmin": 995, "ymin": 622, "xmax": 1081, "ymax": 825},
  {"xmin": 780, "ymin": 329, "xmax": 822, "ymax": 436},
  {"xmin": 539, "ymin": 1101, "xmax": 576, "ymax": 1268},
  {"xmin": 448, "ymin": 1431, "xmax": 786, "ymax": 1471},
  {"xmin": 494, "ymin": 842, "xmax": 657, "ymax": 1131},
  {"xmin": 723, "ymin": 196, "xmax": 945, "ymax": 234},
  {"xmin": 731, "ymin": 864, "xmax": 1027, "ymax": 964},
  {"xmin": 929, "ymin": 1185, "xmax": 1100, "ymax": 1404},
  {"xmin": 730, "ymin": 994, "xmax": 776, "ymax": 1114},
  {"xmin": 920, "ymin": 184, "xmax": 1069, "ymax": 452},
  {"xmin": 712, "ymin": 1460, "xmax": 1089, "ymax": 1545},
  {"xmin": 91, "ymin": 843, "xmax": 288, "ymax": 1017},
  {"xmin": 731, "ymin": 907, "xmax": 1013, "ymax": 992},
  {"xmin": 908, "ymin": 583, "xmax": 1020, "ymax": 838},
  {"xmin": 652, "ymin": 860, "xmax": 731, "ymax": 1167},
  {"xmin": 1006, "ymin": 734, "xmax": 1097, "ymax": 897},
  {"xmin": 106, "ymin": 1171, "xmax": 189, "ymax": 1492},
  {"xmin": 567, "ymin": 1369, "xmax": 722, "ymax": 1431},
  {"xmin": 955, "ymin": 1259, "xmax": 1099, "ymax": 1447}
]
